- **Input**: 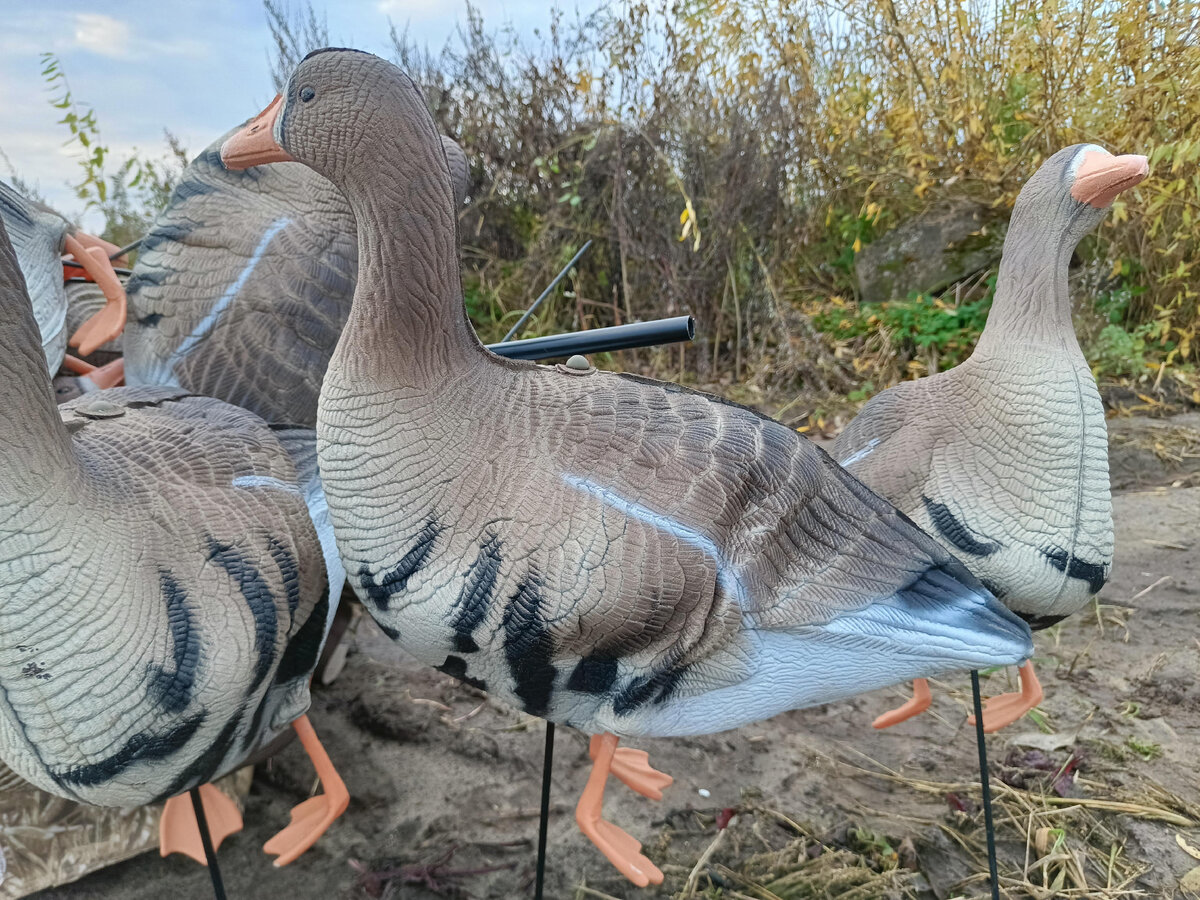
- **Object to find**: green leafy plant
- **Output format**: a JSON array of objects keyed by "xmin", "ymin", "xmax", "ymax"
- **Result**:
[
  {"xmin": 813, "ymin": 282, "xmax": 995, "ymax": 377},
  {"xmin": 39, "ymin": 53, "xmax": 187, "ymax": 246},
  {"xmin": 41, "ymin": 53, "xmax": 107, "ymax": 207}
]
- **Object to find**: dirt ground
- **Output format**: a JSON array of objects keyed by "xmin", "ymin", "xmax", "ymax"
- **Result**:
[{"xmin": 34, "ymin": 417, "xmax": 1200, "ymax": 900}]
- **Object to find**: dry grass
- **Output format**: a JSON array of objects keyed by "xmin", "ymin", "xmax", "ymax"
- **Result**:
[
  {"xmin": 639, "ymin": 739, "xmax": 1197, "ymax": 900},
  {"xmin": 654, "ymin": 807, "xmax": 919, "ymax": 900},
  {"xmin": 1108, "ymin": 423, "xmax": 1200, "ymax": 468}
]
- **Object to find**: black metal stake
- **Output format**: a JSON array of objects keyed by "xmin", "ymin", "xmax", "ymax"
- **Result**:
[
  {"xmin": 488, "ymin": 316, "xmax": 694, "ymax": 361},
  {"xmin": 501, "ymin": 240, "xmax": 593, "ymax": 342},
  {"xmin": 970, "ymin": 671, "xmax": 1001, "ymax": 900},
  {"xmin": 499, "ymin": 265, "xmax": 566, "ymax": 900},
  {"xmin": 534, "ymin": 722, "xmax": 555, "ymax": 900},
  {"xmin": 189, "ymin": 787, "xmax": 228, "ymax": 900},
  {"xmin": 110, "ymin": 237, "xmax": 143, "ymax": 259},
  {"xmin": 506, "ymin": 247, "xmax": 690, "ymax": 898}
]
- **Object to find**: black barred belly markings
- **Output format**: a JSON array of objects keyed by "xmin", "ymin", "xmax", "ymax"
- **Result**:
[
  {"xmin": 43, "ymin": 531, "xmax": 305, "ymax": 801},
  {"xmin": 921, "ymin": 495, "xmax": 1108, "ymax": 630},
  {"xmin": 356, "ymin": 508, "xmax": 693, "ymax": 728}
]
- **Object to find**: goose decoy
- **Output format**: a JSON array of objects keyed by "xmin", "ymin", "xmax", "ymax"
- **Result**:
[
  {"xmin": 0, "ymin": 180, "xmax": 128, "ymax": 377},
  {"xmin": 124, "ymin": 127, "xmax": 469, "ymax": 427},
  {"xmin": 0, "ymin": 214, "xmax": 348, "ymax": 868},
  {"xmin": 833, "ymin": 144, "xmax": 1148, "ymax": 733},
  {"xmin": 221, "ymin": 49, "xmax": 1033, "ymax": 887}
]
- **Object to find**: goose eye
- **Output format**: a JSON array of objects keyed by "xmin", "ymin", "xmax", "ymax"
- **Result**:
[{"xmin": 300, "ymin": 86, "xmax": 316, "ymax": 102}]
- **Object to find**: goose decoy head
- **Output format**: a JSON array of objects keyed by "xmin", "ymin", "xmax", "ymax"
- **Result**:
[
  {"xmin": 1013, "ymin": 143, "xmax": 1148, "ymax": 244},
  {"xmin": 1070, "ymin": 145, "xmax": 1149, "ymax": 208},
  {"xmin": 221, "ymin": 49, "xmax": 432, "ymax": 186},
  {"xmin": 220, "ymin": 92, "xmax": 292, "ymax": 169}
]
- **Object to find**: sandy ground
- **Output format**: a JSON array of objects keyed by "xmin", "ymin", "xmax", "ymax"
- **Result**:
[{"xmin": 33, "ymin": 425, "xmax": 1200, "ymax": 900}]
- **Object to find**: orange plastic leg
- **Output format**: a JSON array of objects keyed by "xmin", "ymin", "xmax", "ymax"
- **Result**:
[
  {"xmin": 61, "ymin": 232, "xmax": 129, "ymax": 282},
  {"xmin": 968, "ymin": 660, "xmax": 1044, "ymax": 733},
  {"xmin": 61, "ymin": 356, "xmax": 125, "ymax": 391},
  {"xmin": 263, "ymin": 715, "xmax": 349, "ymax": 867},
  {"xmin": 86, "ymin": 357, "xmax": 125, "ymax": 389},
  {"xmin": 575, "ymin": 733, "xmax": 663, "ymax": 887},
  {"xmin": 872, "ymin": 678, "xmax": 933, "ymax": 729},
  {"xmin": 64, "ymin": 234, "xmax": 127, "ymax": 355},
  {"xmin": 159, "ymin": 783, "xmax": 244, "ymax": 864},
  {"xmin": 61, "ymin": 354, "xmax": 96, "ymax": 376},
  {"xmin": 71, "ymin": 231, "xmax": 129, "ymax": 266},
  {"xmin": 589, "ymin": 735, "xmax": 674, "ymax": 801}
]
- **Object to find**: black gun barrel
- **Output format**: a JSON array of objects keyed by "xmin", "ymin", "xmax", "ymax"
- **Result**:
[{"xmin": 487, "ymin": 315, "xmax": 695, "ymax": 361}]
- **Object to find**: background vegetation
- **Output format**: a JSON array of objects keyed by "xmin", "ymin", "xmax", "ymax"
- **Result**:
[{"xmin": 28, "ymin": 0, "xmax": 1200, "ymax": 418}]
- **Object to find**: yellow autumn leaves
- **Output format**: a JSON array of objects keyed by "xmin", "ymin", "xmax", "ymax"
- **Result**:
[{"xmin": 667, "ymin": 0, "xmax": 1200, "ymax": 364}]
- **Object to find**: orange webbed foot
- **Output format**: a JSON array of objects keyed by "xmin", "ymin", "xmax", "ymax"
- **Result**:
[
  {"xmin": 588, "ymin": 737, "xmax": 674, "ymax": 801},
  {"xmin": 967, "ymin": 661, "xmax": 1044, "ymax": 733},
  {"xmin": 84, "ymin": 357, "xmax": 125, "ymax": 389},
  {"xmin": 263, "ymin": 715, "xmax": 348, "ymax": 867},
  {"xmin": 159, "ymin": 783, "xmax": 243, "ymax": 864},
  {"xmin": 872, "ymin": 678, "xmax": 932, "ymax": 729},
  {"xmin": 576, "ymin": 733, "xmax": 664, "ymax": 887},
  {"xmin": 578, "ymin": 814, "xmax": 663, "ymax": 887},
  {"xmin": 64, "ymin": 234, "xmax": 128, "ymax": 356}
]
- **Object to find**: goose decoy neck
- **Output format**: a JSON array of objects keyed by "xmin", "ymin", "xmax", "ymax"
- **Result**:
[
  {"xmin": 0, "ymin": 219, "xmax": 77, "ymax": 483},
  {"xmin": 974, "ymin": 144, "xmax": 1147, "ymax": 357},
  {"xmin": 224, "ymin": 50, "xmax": 487, "ymax": 386},
  {"xmin": 972, "ymin": 210, "xmax": 1078, "ymax": 355}
]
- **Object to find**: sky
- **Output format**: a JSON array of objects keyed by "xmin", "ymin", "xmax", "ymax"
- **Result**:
[{"xmin": 0, "ymin": 0, "xmax": 568, "ymax": 230}]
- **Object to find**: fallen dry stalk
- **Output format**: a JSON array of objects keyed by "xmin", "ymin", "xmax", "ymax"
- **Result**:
[
  {"xmin": 827, "ymin": 752, "xmax": 1195, "ymax": 827},
  {"xmin": 677, "ymin": 817, "xmax": 734, "ymax": 898}
]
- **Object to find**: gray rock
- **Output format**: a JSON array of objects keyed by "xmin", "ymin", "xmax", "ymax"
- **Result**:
[{"xmin": 856, "ymin": 199, "xmax": 1007, "ymax": 302}]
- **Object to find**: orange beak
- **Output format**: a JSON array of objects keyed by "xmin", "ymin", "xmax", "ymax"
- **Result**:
[
  {"xmin": 220, "ymin": 95, "xmax": 294, "ymax": 170},
  {"xmin": 1071, "ymin": 150, "xmax": 1149, "ymax": 208}
]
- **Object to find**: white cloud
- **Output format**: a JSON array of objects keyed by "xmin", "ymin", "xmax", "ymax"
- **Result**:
[{"xmin": 73, "ymin": 13, "xmax": 132, "ymax": 58}]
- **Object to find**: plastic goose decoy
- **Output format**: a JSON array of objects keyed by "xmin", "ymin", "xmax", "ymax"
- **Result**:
[
  {"xmin": 834, "ymin": 144, "xmax": 1148, "ymax": 733},
  {"xmin": 124, "ymin": 128, "xmax": 469, "ymax": 427},
  {"xmin": 0, "ymin": 215, "xmax": 348, "ymax": 868},
  {"xmin": 222, "ymin": 49, "xmax": 1034, "ymax": 887},
  {"xmin": 0, "ymin": 181, "xmax": 127, "ymax": 384}
]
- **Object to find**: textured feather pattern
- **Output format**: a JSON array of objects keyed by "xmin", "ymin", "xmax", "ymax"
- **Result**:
[
  {"xmin": 320, "ymin": 365, "xmax": 1033, "ymax": 737},
  {"xmin": 124, "ymin": 131, "xmax": 469, "ymax": 427},
  {"xmin": 274, "ymin": 425, "xmax": 347, "ymax": 614},
  {"xmin": 0, "ymin": 181, "xmax": 70, "ymax": 373},
  {"xmin": 0, "ymin": 219, "xmax": 334, "ymax": 807},
  {"xmin": 833, "ymin": 355, "xmax": 1112, "ymax": 619},
  {"xmin": 833, "ymin": 146, "xmax": 1116, "ymax": 621},
  {"xmin": 268, "ymin": 51, "xmax": 1032, "ymax": 740}
]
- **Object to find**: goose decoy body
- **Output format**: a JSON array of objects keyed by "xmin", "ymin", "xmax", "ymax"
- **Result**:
[
  {"xmin": 0, "ymin": 180, "xmax": 128, "ymax": 373},
  {"xmin": 833, "ymin": 144, "xmax": 1148, "ymax": 733},
  {"xmin": 124, "ymin": 127, "xmax": 469, "ymax": 427},
  {"xmin": 0, "ymin": 214, "xmax": 348, "ymax": 867},
  {"xmin": 222, "ymin": 49, "xmax": 1033, "ymax": 887}
]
